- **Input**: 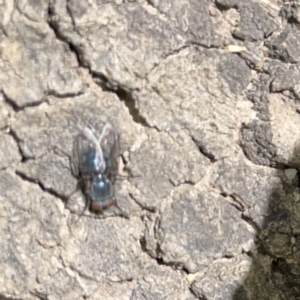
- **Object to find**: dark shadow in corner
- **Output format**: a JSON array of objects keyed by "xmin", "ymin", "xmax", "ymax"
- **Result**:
[{"xmin": 232, "ymin": 146, "xmax": 300, "ymax": 299}]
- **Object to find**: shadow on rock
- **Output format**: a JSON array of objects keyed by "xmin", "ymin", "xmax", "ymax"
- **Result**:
[{"xmin": 233, "ymin": 148, "xmax": 300, "ymax": 299}]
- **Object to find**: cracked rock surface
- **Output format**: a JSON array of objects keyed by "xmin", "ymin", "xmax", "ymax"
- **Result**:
[{"xmin": 1, "ymin": 0, "xmax": 300, "ymax": 299}]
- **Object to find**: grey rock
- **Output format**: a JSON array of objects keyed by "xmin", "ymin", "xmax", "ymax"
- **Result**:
[
  {"xmin": 232, "ymin": 254, "xmax": 288, "ymax": 300},
  {"xmin": 191, "ymin": 254, "xmax": 252, "ymax": 300},
  {"xmin": 280, "ymin": 2, "xmax": 300, "ymax": 24},
  {"xmin": 240, "ymin": 72, "xmax": 300, "ymax": 168},
  {"xmin": 144, "ymin": 185, "xmax": 254, "ymax": 273},
  {"xmin": 0, "ymin": 7, "xmax": 83, "ymax": 108},
  {"xmin": 284, "ymin": 168, "xmax": 297, "ymax": 182},
  {"xmin": 0, "ymin": 170, "xmax": 71, "ymax": 298},
  {"xmin": 240, "ymin": 120, "xmax": 277, "ymax": 167},
  {"xmin": 233, "ymin": 2, "xmax": 278, "ymax": 42},
  {"xmin": 60, "ymin": 217, "xmax": 149, "ymax": 282},
  {"xmin": 147, "ymin": 47, "xmax": 251, "ymax": 160},
  {"xmin": 0, "ymin": 133, "xmax": 21, "ymax": 169},
  {"xmin": 130, "ymin": 265, "xmax": 196, "ymax": 300},
  {"xmin": 216, "ymin": 0, "xmax": 240, "ymax": 9},
  {"xmin": 267, "ymin": 25, "xmax": 300, "ymax": 63},
  {"xmin": 217, "ymin": 50, "xmax": 251, "ymax": 94},
  {"xmin": 213, "ymin": 151, "xmax": 280, "ymax": 228},
  {"xmin": 128, "ymin": 130, "xmax": 210, "ymax": 210},
  {"xmin": 16, "ymin": 152, "xmax": 77, "ymax": 198},
  {"xmin": 184, "ymin": 0, "xmax": 224, "ymax": 47},
  {"xmin": 16, "ymin": 0, "xmax": 51, "ymax": 22},
  {"xmin": 238, "ymin": 41, "xmax": 265, "ymax": 67},
  {"xmin": 246, "ymin": 74, "xmax": 271, "ymax": 122},
  {"xmin": 0, "ymin": 93, "xmax": 14, "ymax": 130},
  {"xmin": 271, "ymin": 64, "xmax": 300, "ymax": 100},
  {"xmin": 2, "ymin": 0, "xmax": 300, "ymax": 299},
  {"xmin": 50, "ymin": 0, "xmax": 186, "ymax": 90}
]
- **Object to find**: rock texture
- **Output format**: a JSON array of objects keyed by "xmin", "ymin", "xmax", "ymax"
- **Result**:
[{"xmin": 1, "ymin": 0, "xmax": 300, "ymax": 299}]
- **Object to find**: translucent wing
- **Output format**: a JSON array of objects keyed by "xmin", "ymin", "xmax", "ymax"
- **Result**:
[
  {"xmin": 71, "ymin": 127, "xmax": 106, "ymax": 178},
  {"xmin": 99, "ymin": 123, "xmax": 120, "ymax": 182}
]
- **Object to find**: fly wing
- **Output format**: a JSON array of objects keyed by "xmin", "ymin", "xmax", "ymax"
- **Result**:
[
  {"xmin": 72, "ymin": 127, "xmax": 105, "ymax": 177},
  {"xmin": 99, "ymin": 123, "xmax": 120, "ymax": 182},
  {"xmin": 71, "ymin": 134, "xmax": 80, "ymax": 177}
]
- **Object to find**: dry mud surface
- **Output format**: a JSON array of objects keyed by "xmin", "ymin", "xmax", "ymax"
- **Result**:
[{"xmin": 1, "ymin": 0, "xmax": 300, "ymax": 299}]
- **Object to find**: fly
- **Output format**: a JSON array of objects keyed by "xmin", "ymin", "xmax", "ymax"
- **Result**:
[{"xmin": 71, "ymin": 123, "xmax": 120, "ymax": 215}]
